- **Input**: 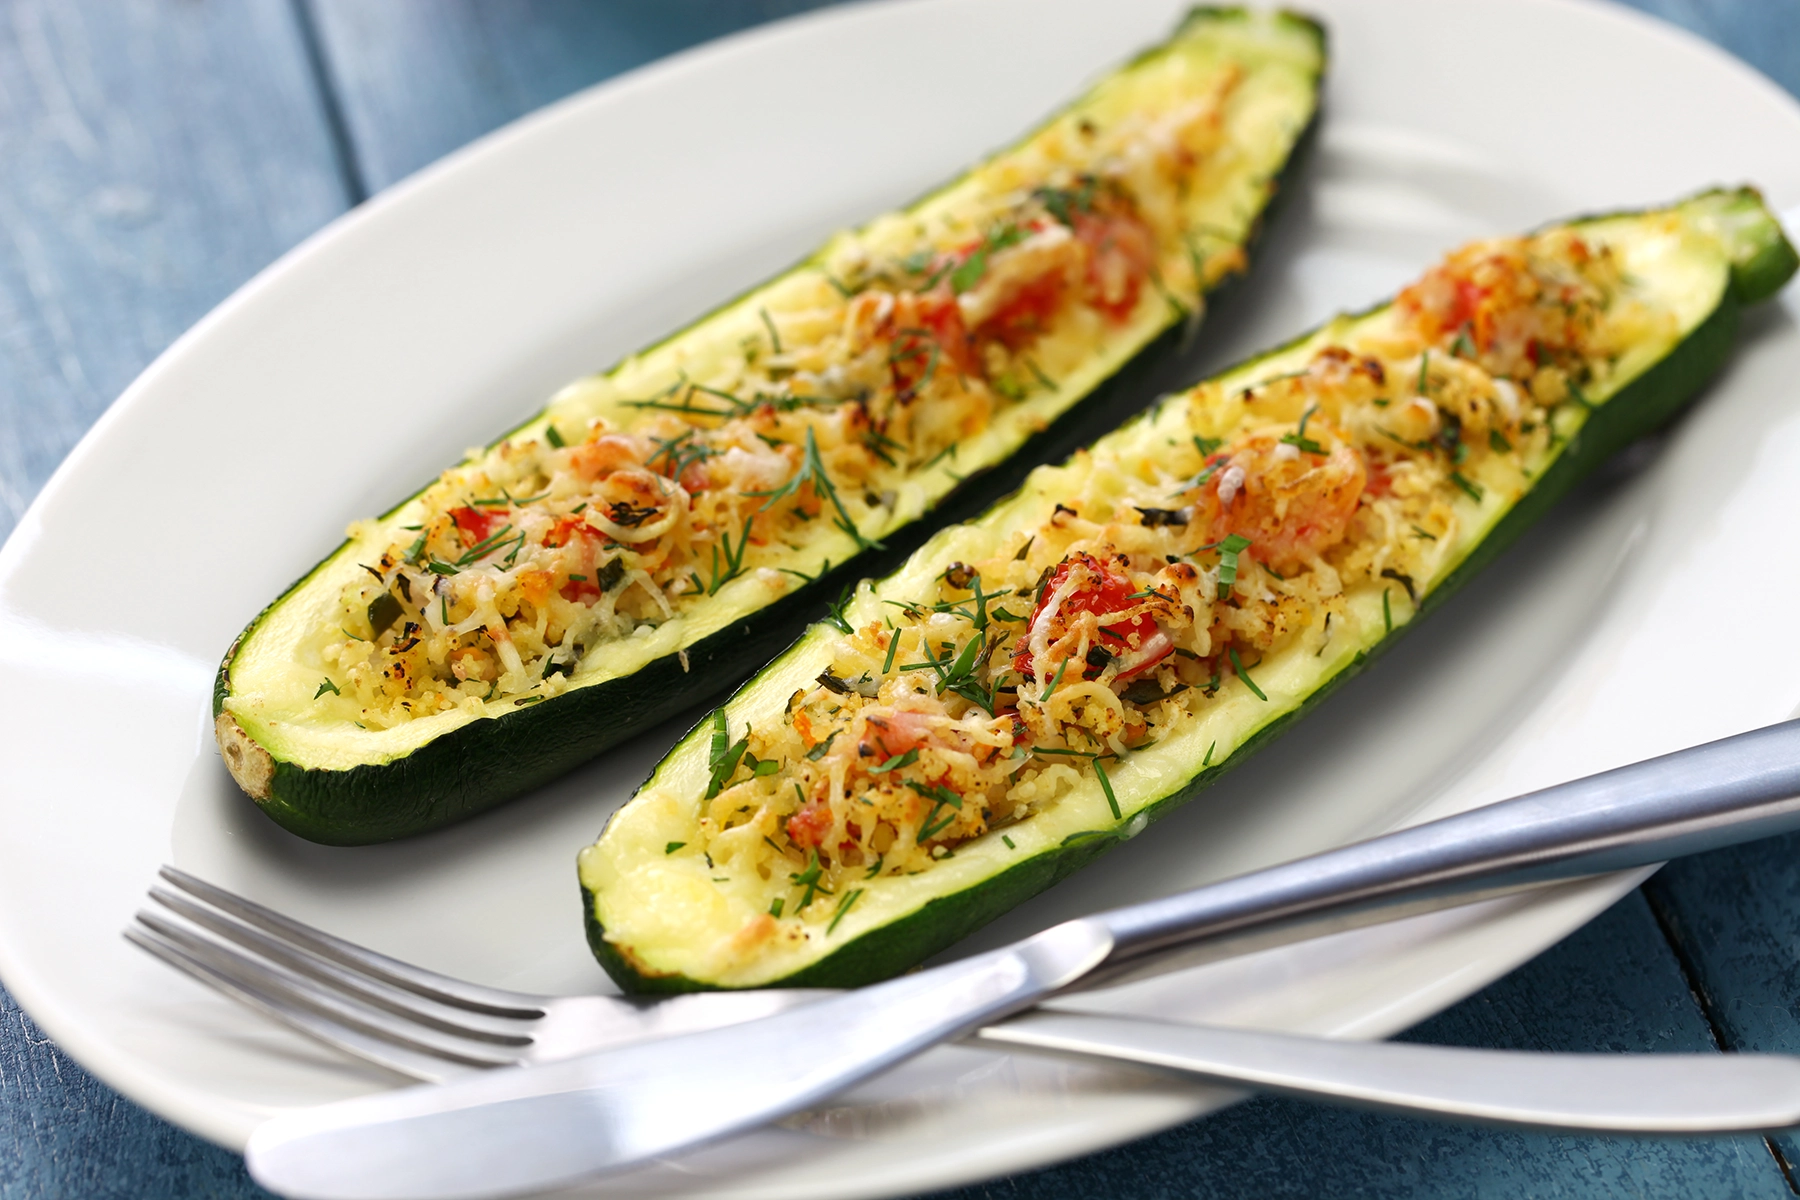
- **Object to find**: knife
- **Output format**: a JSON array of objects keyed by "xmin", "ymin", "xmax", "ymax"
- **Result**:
[{"xmin": 247, "ymin": 719, "xmax": 1800, "ymax": 1200}]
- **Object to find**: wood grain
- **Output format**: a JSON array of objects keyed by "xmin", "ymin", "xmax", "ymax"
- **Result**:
[
  {"xmin": 304, "ymin": 0, "xmax": 847, "ymax": 194},
  {"xmin": 0, "ymin": 0, "xmax": 349, "ymax": 542},
  {"xmin": 935, "ymin": 895, "xmax": 1792, "ymax": 1200}
]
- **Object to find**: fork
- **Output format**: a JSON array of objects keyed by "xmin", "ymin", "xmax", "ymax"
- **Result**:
[
  {"xmin": 132, "ymin": 718, "xmax": 1800, "ymax": 1129},
  {"xmin": 127, "ymin": 866, "xmax": 826, "ymax": 1084},
  {"xmin": 130, "ymin": 860, "xmax": 1800, "ymax": 1149}
]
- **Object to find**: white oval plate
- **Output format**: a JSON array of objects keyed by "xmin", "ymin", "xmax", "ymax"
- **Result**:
[{"xmin": 2, "ymin": 0, "xmax": 1799, "ymax": 1196}]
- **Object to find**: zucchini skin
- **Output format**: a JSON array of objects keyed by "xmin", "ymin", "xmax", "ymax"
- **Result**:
[
  {"xmin": 215, "ymin": 9, "xmax": 1327, "ymax": 845},
  {"xmin": 586, "ymin": 189, "xmax": 1795, "ymax": 991}
]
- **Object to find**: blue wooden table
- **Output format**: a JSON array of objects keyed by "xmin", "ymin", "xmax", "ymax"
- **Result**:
[{"xmin": 2, "ymin": 2, "xmax": 1798, "ymax": 1197}]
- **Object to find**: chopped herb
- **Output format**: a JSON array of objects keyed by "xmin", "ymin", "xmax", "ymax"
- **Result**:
[
  {"xmin": 870, "ymin": 748, "xmax": 920, "ymax": 773},
  {"xmin": 1032, "ymin": 746, "xmax": 1100, "ymax": 758},
  {"xmin": 1417, "ymin": 351, "xmax": 1431, "ymax": 394},
  {"xmin": 595, "ymin": 558, "xmax": 626, "ymax": 593},
  {"xmin": 817, "ymin": 670, "xmax": 878, "ymax": 698},
  {"xmin": 823, "ymin": 584, "xmax": 855, "ymax": 634},
  {"xmin": 314, "ymin": 678, "xmax": 340, "ymax": 699},
  {"xmin": 864, "ymin": 855, "xmax": 885, "ymax": 880},
  {"xmin": 1193, "ymin": 435, "xmax": 1222, "ymax": 456},
  {"xmin": 664, "ymin": 842, "xmax": 686, "ymax": 855},
  {"xmin": 806, "ymin": 731, "xmax": 840, "ymax": 762},
  {"xmin": 1215, "ymin": 533, "xmax": 1253, "ymax": 599},
  {"xmin": 748, "ymin": 427, "xmax": 880, "ymax": 551},
  {"xmin": 759, "ymin": 307, "xmax": 782, "ymax": 354},
  {"xmin": 1032, "ymin": 175, "xmax": 1097, "ymax": 227},
  {"xmin": 1095, "ymin": 759, "xmax": 1121, "ymax": 820},
  {"xmin": 1410, "ymin": 524, "xmax": 1438, "ymax": 541},
  {"xmin": 1380, "ymin": 569, "xmax": 1417, "ymax": 603},
  {"xmin": 827, "ymin": 888, "xmax": 865, "ymax": 934},
  {"xmin": 1228, "ymin": 646, "xmax": 1267, "ymax": 701},
  {"xmin": 455, "ymin": 523, "xmax": 517, "ymax": 567},
  {"xmin": 1135, "ymin": 506, "xmax": 1189, "ymax": 528},
  {"xmin": 544, "ymin": 425, "xmax": 566, "ymax": 449},
  {"xmin": 403, "ymin": 529, "xmax": 429, "ymax": 564},
  {"xmin": 367, "ymin": 592, "xmax": 403, "ymax": 637},
  {"xmin": 1001, "ymin": 834, "xmax": 1017, "ymax": 850},
  {"xmin": 1202, "ymin": 741, "xmax": 1216, "ymax": 768},
  {"xmin": 1280, "ymin": 406, "xmax": 1325, "ymax": 454},
  {"xmin": 1023, "ymin": 357, "xmax": 1057, "ymax": 393},
  {"xmin": 1449, "ymin": 471, "xmax": 1484, "ymax": 501},
  {"xmin": 951, "ymin": 223, "xmax": 1028, "ymax": 293},
  {"xmin": 1121, "ymin": 678, "xmax": 1188, "ymax": 705},
  {"xmin": 705, "ymin": 710, "xmax": 750, "ymax": 800},
  {"xmin": 769, "ymin": 898, "xmax": 785, "ymax": 918},
  {"xmin": 1489, "ymin": 428, "xmax": 1513, "ymax": 453},
  {"xmin": 1014, "ymin": 536, "xmax": 1034, "ymax": 562},
  {"xmin": 1040, "ymin": 657, "xmax": 1069, "ymax": 702},
  {"xmin": 513, "ymin": 694, "xmax": 545, "ymax": 706},
  {"xmin": 425, "ymin": 560, "xmax": 459, "ymax": 576},
  {"xmin": 789, "ymin": 851, "xmax": 830, "ymax": 910},
  {"xmin": 1449, "ymin": 329, "xmax": 1473, "ymax": 359}
]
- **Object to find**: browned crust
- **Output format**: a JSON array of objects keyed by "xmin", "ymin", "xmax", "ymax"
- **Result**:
[{"xmin": 215, "ymin": 711, "xmax": 274, "ymax": 801}]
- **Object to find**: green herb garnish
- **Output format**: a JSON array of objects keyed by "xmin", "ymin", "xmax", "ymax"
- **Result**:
[
  {"xmin": 1228, "ymin": 647, "xmax": 1266, "ymax": 701},
  {"xmin": 1095, "ymin": 759, "xmax": 1121, "ymax": 820},
  {"xmin": 314, "ymin": 678, "xmax": 340, "ymax": 699},
  {"xmin": 827, "ymin": 888, "xmax": 865, "ymax": 934},
  {"xmin": 1215, "ymin": 533, "xmax": 1252, "ymax": 599},
  {"xmin": 870, "ymin": 748, "xmax": 920, "ymax": 774}
]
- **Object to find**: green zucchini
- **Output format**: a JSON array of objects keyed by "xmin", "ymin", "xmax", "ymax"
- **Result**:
[
  {"xmin": 579, "ymin": 187, "xmax": 1796, "ymax": 992},
  {"xmin": 213, "ymin": 8, "xmax": 1326, "ymax": 844}
]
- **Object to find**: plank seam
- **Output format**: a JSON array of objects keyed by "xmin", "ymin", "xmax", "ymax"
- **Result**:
[
  {"xmin": 289, "ymin": 0, "xmax": 368, "ymax": 205},
  {"xmin": 1640, "ymin": 880, "xmax": 1800, "ymax": 1195}
]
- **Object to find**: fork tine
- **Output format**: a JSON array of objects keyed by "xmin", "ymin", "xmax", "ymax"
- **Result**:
[
  {"xmin": 125, "ymin": 924, "xmax": 477, "ymax": 1084},
  {"xmin": 157, "ymin": 865, "xmax": 545, "ymax": 1017},
  {"xmin": 130, "ymin": 911, "xmax": 523, "ymax": 1079},
  {"xmin": 147, "ymin": 886, "xmax": 537, "ymax": 1045}
]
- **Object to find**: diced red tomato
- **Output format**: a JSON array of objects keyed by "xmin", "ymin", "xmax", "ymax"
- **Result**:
[
  {"xmin": 559, "ymin": 578, "xmax": 600, "ymax": 603},
  {"xmin": 786, "ymin": 799, "xmax": 833, "ymax": 850},
  {"xmin": 449, "ymin": 506, "xmax": 504, "ymax": 544},
  {"xmin": 976, "ymin": 270, "xmax": 1068, "ymax": 348},
  {"xmin": 542, "ymin": 514, "xmax": 605, "ymax": 549},
  {"xmin": 889, "ymin": 290, "xmax": 976, "ymax": 397},
  {"xmin": 1014, "ymin": 554, "xmax": 1172, "ymax": 683},
  {"xmin": 1073, "ymin": 209, "xmax": 1155, "ymax": 321}
]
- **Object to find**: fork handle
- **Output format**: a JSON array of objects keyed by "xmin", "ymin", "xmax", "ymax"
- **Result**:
[
  {"xmin": 980, "ymin": 1012, "xmax": 1800, "ymax": 1133},
  {"xmin": 1091, "ymin": 719, "xmax": 1800, "ymax": 970}
]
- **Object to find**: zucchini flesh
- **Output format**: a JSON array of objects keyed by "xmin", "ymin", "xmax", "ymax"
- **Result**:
[
  {"xmin": 580, "ymin": 187, "xmax": 1797, "ymax": 991},
  {"xmin": 213, "ymin": 8, "xmax": 1326, "ymax": 844}
]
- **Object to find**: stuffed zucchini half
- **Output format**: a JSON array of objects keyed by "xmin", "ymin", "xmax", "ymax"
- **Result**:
[
  {"xmin": 580, "ymin": 187, "xmax": 1797, "ymax": 991},
  {"xmin": 213, "ymin": 8, "xmax": 1325, "ymax": 845}
]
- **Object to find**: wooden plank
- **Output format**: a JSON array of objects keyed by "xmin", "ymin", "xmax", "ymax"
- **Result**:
[
  {"xmin": 1646, "ymin": 841, "xmax": 1800, "ymax": 1170},
  {"xmin": 305, "ymin": 0, "xmax": 851, "ymax": 194},
  {"xmin": 1614, "ymin": 0, "xmax": 1800, "ymax": 99},
  {"xmin": 0, "ymin": 985, "xmax": 268, "ymax": 1199},
  {"xmin": 0, "ymin": 1, "xmax": 348, "ymax": 1197},
  {"xmin": 0, "ymin": 0, "xmax": 350, "ymax": 542},
  {"xmin": 935, "ymin": 894, "xmax": 1791, "ymax": 1200}
]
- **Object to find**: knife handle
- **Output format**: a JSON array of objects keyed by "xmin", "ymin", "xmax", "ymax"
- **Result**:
[
  {"xmin": 980, "ymin": 1012, "xmax": 1800, "ymax": 1133},
  {"xmin": 1088, "ymin": 719, "xmax": 1800, "ymax": 970}
]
